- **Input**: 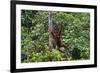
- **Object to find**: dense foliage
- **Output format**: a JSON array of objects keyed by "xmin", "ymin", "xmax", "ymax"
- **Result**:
[{"xmin": 21, "ymin": 10, "xmax": 90, "ymax": 63}]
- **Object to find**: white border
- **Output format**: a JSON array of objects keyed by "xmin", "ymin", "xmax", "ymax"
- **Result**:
[{"xmin": 16, "ymin": 4, "xmax": 94, "ymax": 69}]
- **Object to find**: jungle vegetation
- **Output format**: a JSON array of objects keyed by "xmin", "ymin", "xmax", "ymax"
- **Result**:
[{"xmin": 21, "ymin": 10, "xmax": 90, "ymax": 63}]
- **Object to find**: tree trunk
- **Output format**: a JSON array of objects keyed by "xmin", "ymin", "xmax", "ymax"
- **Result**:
[{"xmin": 48, "ymin": 11, "xmax": 56, "ymax": 49}]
